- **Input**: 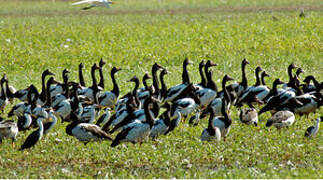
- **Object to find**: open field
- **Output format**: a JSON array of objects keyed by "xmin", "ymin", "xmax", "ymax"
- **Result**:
[{"xmin": 0, "ymin": 0, "xmax": 322, "ymax": 178}]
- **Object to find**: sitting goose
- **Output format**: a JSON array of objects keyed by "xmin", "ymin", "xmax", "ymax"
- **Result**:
[
  {"xmin": 0, "ymin": 117, "xmax": 18, "ymax": 145},
  {"xmin": 266, "ymin": 110, "xmax": 295, "ymax": 129},
  {"xmin": 304, "ymin": 117, "xmax": 321, "ymax": 137},
  {"xmin": 200, "ymin": 110, "xmax": 221, "ymax": 142},
  {"xmin": 65, "ymin": 113, "xmax": 112, "ymax": 145},
  {"xmin": 239, "ymin": 107, "xmax": 258, "ymax": 126},
  {"xmin": 111, "ymin": 96, "xmax": 159, "ymax": 147},
  {"xmin": 165, "ymin": 58, "xmax": 192, "ymax": 102},
  {"xmin": 97, "ymin": 67, "xmax": 122, "ymax": 108}
]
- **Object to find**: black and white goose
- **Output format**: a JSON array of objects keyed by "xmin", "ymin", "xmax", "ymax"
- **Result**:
[
  {"xmin": 200, "ymin": 75, "xmax": 234, "ymax": 119},
  {"xmin": 211, "ymin": 88, "xmax": 232, "ymax": 141},
  {"xmin": 51, "ymin": 70, "xmax": 70, "ymax": 108},
  {"xmin": 50, "ymin": 69, "xmax": 69, "ymax": 98},
  {"xmin": 8, "ymin": 85, "xmax": 35, "ymax": 118},
  {"xmin": 304, "ymin": 117, "xmax": 321, "ymax": 137},
  {"xmin": 110, "ymin": 96, "xmax": 159, "ymax": 147},
  {"xmin": 108, "ymin": 94, "xmax": 160, "ymax": 134},
  {"xmin": 196, "ymin": 68, "xmax": 218, "ymax": 107},
  {"xmin": 165, "ymin": 58, "xmax": 192, "ymax": 102},
  {"xmin": 266, "ymin": 110, "xmax": 295, "ymax": 129},
  {"xmin": 0, "ymin": 117, "xmax": 18, "ymax": 145},
  {"xmin": 97, "ymin": 67, "xmax": 122, "ymax": 108},
  {"xmin": 200, "ymin": 110, "xmax": 221, "ymax": 142},
  {"xmin": 292, "ymin": 92, "xmax": 322, "ymax": 116},
  {"xmin": 220, "ymin": 59, "xmax": 249, "ymax": 99},
  {"xmin": 65, "ymin": 112, "xmax": 112, "ymax": 145},
  {"xmin": 170, "ymin": 88, "xmax": 201, "ymax": 121},
  {"xmin": 236, "ymin": 66, "xmax": 270, "ymax": 106},
  {"xmin": 19, "ymin": 116, "xmax": 44, "ymax": 150}
]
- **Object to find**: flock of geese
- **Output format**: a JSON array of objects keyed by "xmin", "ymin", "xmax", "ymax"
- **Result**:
[{"xmin": 0, "ymin": 58, "xmax": 322, "ymax": 150}]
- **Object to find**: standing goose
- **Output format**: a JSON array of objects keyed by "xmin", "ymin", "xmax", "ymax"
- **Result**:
[
  {"xmin": 212, "ymin": 81, "xmax": 233, "ymax": 141},
  {"xmin": 8, "ymin": 85, "xmax": 35, "ymax": 118},
  {"xmin": 165, "ymin": 58, "xmax": 192, "ymax": 102},
  {"xmin": 50, "ymin": 69, "xmax": 70, "ymax": 98},
  {"xmin": 236, "ymin": 66, "xmax": 270, "ymax": 106},
  {"xmin": 65, "ymin": 112, "xmax": 112, "ymax": 144},
  {"xmin": 151, "ymin": 63, "xmax": 164, "ymax": 99},
  {"xmin": 266, "ymin": 110, "xmax": 295, "ymax": 129},
  {"xmin": 0, "ymin": 117, "xmax": 18, "ymax": 145},
  {"xmin": 305, "ymin": 117, "xmax": 321, "ymax": 137},
  {"xmin": 111, "ymin": 96, "xmax": 159, "ymax": 147},
  {"xmin": 292, "ymin": 93, "xmax": 322, "ymax": 116},
  {"xmin": 98, "ymin": 67, "xmax": 122, "ymax": 108},
  {"xmin": 196, "ymin": 67, "xmax": 218, "ymax": 108},
  {"xmin": 200, "ymin": 110, "xmax": 221, "ymax": 142},
  {"xmin": 200, "ymin": 75, "xmax": 234, "ymax": 119},
  {"xmin": 19, "ymin": 116, "xmax": 44, "ymax": 150},
  {"xmin": 224, "ymin": 59, "xmax": 249, "ymax": 98},
  {"xmin": 98, "ymin": 58, "xmax": 106, "ymax": 90}
]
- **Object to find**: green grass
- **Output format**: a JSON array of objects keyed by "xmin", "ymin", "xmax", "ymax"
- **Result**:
[{"xmin": 0, "ymin": 0, "xmax": 322, "ymax": 178}]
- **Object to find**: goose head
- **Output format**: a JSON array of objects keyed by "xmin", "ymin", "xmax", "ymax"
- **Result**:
[
  {"xmin": 99, "ymin": 58, "xmax": 106, "ymax": 68},
  {"xmin": 43, "ymin": 69, "xmax": 55, "ymax": 77},
  {"xmin": 152, "ymin": 63, "xmax": 163, "ymax": 72},
  {"xmin": 242, "ymin": 58, "xmax": 250, "ymax": 66}
]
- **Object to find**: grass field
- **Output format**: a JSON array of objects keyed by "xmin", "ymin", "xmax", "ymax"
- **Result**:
[{"xmin": 0, "ymin": 0, "xmax": 322, "ymax": 178}]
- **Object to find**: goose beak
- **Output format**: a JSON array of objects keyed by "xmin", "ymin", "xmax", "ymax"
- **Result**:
[
  {"xmin": 210, "ymin": 62, "xmax": 217, "ymax": 67},
  {"xmin": 115, "ymin": 67, "xmax": 122, "ymax": 71},
  {"xmin": 226, "ymin": 75, "xmax": 234, "ymax": 81}
]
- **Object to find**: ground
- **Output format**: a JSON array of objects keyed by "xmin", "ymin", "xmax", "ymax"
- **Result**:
[{"xmin": 0, "ymin": 0, "xmax": 322, "ymax": 178}]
